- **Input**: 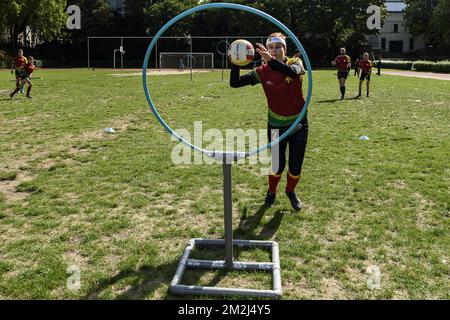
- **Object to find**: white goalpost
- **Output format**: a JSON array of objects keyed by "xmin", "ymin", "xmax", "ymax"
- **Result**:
[{"xmin": 159, "ymin": 52, "xmax": 214, "ymax": 71}]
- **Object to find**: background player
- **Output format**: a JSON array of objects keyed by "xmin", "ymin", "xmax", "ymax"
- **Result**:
[
  {"xmin": 356, "ymin": 52, "xmax": 373, "ymax": 98},
  {"xmin": 10, "ymin": 56, "xmax": 36, "ymax": 99},
  {"xmin": 331, "ymin": 48, "xmax": 351, "ymax": 100},
  {"xmin": 10, "ymin": 49, "xmax": 28, "ymax": 94}
]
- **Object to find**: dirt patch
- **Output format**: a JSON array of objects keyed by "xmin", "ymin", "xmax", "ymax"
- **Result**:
[
  {"xmin": 322, "ymin": 278, "xmax": 346, "ymax": 299},
  {"xmin": 390, "ymin": 180, "xmax": 408, "ymax": 190},
  {"xmin": 0, "ymin": 114, "xmax": 143, "ymax": 204},
  {"xmin": 0, "ymin": 172, "xmax": 36, "ymax": 201},
  {"xmin": 63, "ymin": 250, "xmax": 89, "ymax": 269}
]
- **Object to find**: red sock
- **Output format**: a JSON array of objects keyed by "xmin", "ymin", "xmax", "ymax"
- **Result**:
[
  {"xmin": 27, "ymin": 86, "xmax": 32, "ymax": 96},
  {"xmin": 268, "ymin": 174, "xmax": 282, "ymax": 194},
  {"xmin": 286, "ymin": 171, "xmax": 300, "ymax": 193}
]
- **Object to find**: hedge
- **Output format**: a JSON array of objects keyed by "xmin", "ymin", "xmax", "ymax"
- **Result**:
[
  {"xmin": 380, "ymin": 60, "xmax": 414, "ymax": 70},
  {"xmin": 413, "ymin": 60, "xmax": 450, "ymax": 73},
  {"xmin": 382, "ymin": 60, "xmax": 450, "ymax": 73}
]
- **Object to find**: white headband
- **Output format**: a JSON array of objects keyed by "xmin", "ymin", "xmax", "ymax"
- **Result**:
[{"xmin": 266, "ymin": 37, "xmax": 287, "ymax": 48}]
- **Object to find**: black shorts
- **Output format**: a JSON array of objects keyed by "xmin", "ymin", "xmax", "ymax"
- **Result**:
[
  {"xmin": 268, "ymin": 117, "xmax": 309, "ymax": 176},
  {"xmin": 337, "ymin": 71, "xmax": 348, "ymax": 80},
  {"xmin": 360, "ymin": 72, "xmax": 371, "ymax": 81},
  {"xmin": 19, "ymin": 71, "xmax": 30, "ymax": 80}
]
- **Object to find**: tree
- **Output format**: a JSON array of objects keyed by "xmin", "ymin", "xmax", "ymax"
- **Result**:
[
  {"xmin": 405, "ymin": 0, "xmax": 450, "ymax": 50},
  {"xmin": 404, "ymin": 0, "xmax": 436, "ymax": 37},
  {"xmin": 157, "ymin": 0, "xmax": 387, "ymax": 59},
  {"xmin": 144, "ymin": 0, "xmax": 199, "ymax": 36},
  {"xmin": 0, "ymin": 0, "xmax": 67, "ymax": 52},
  {"xmin": 432, "ymin": 0, "xmax": 450, "ymax": 49},
  {"xmin": 63, "ymin": 0, "xmax": 114, "ymax": 41}
]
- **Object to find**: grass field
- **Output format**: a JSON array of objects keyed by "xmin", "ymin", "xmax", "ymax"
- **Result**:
[{"xmin": 0, "ymin": 68, "xmax": 449, "ymax": 299}]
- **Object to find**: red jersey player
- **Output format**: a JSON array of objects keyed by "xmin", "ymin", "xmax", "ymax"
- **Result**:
[
  {"xmin": 331, "ymin": 48, "xmax": 352, "ymax": 100},
  {"xmin": 10, "ymin": 56, "xmax": 36, "ymax": 99},
  {"xmin": 230, "ymin": 32, "xmax": 308, "ymax": 212},
  {"xmin": 356, "ymin": 52, "xmax": 373, "ymax": 98},
  {"xmin": 10, "ymin": 49, "xmax": 28, "ymax": 93}
]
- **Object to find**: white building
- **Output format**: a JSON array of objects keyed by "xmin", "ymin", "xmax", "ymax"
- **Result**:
[{"xmin": 366, "ymin": 0, "xmax": 426, "ymax": 56}]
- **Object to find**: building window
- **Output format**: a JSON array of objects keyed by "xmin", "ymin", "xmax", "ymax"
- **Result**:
[
  {"xmin": 389, "ymin": 40, "xmax": 404, "ymax": 53},
  {"xmin": 394, "ymin": 24, "xmax": 399, "ymax": 33},
  {"xmin": 409, "ymin": 38, "xmax": 415, "ymax": 50},
  {"xmin": 381, "ymin": 38, "xmax": 386, "ymax": 50}
]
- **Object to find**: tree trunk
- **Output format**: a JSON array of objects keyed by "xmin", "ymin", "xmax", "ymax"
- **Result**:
[{"xmin": 10, "ymin": 25, "xmax": 16, "ymax": 54}]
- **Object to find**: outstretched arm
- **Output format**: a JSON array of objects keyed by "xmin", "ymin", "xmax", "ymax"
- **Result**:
[
  {"xmin": 230, "ymin": 64, "xmax": 259, "ymax": 88},
  {"xmin": 268, "ymin": 58, "xmax": 304, "ymax": 77}
]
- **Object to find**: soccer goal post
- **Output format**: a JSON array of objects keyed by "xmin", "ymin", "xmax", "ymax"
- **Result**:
[{"xmin": 159, "ymin": 52, "xmax": 214, "ymax": 70}]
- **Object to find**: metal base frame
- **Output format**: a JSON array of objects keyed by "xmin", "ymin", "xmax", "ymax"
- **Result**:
[{"xmin": 169, "ymin": 162, "xmax": 283, "ymax": 298}]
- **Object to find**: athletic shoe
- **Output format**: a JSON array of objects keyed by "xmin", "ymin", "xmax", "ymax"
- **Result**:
[
  {"xmin": 264, "ymin": 191, "xmax": 276, "ymax": 208},
  {"xmin": 356, "ymin": 93, "xmax": 361, "ymax": 98},
  {"xmin": 339, "ymin": 96, "xmax": 345, "ymax": 101},
  {"xmin": 286, "ymin": 191, "xmax": 302, "ymax": 212},
  {"xmin": 26, "ymin": 95, "xmax": 33, "ymax": 99}
]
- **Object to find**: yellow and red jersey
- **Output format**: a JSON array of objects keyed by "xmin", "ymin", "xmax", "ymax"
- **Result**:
[
  {"xmin": 24, "ymin": 63, "xmax": 36, "ymax": 76},
  {"xmin": 14, "ymin": 55, "xmax": 28, "ymax": 70},
  {"xmin": 334, "ymin": 54, "xmax": 351, "ymax": 72},
  {"xmin": 358, "ymin": 59, "xmax": 373, "ymax": 73},
  {"xmin": 253, "ymin": 58, "xmax": 305, "ymax": 126}
]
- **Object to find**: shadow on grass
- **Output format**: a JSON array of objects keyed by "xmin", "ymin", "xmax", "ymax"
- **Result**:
[
  {"xmin": 316, "ymin": 98, "xmax": 341, "ymax": 104},
  {"xmin": 83, "ymin": 205, "xmax": 284, "ymax": 300},
  {"xmin": 236, "ymin": 204, "xmax": 284, "ymax": 240},
  {"xmin": 82, "ymin": 259, "xmax": 181, "ymax": 300}
]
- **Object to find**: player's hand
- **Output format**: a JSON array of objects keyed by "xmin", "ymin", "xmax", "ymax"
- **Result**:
[
  {"xmin": 331, "ymin": 61, "xmax": 336, "ymax": 66},
  {"xmin": 255, "ymin": 43, "xmax": 272, "ymax": 62}
]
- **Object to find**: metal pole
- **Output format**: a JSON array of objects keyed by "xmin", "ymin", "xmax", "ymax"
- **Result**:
[
  {"xmin": 222, "ymin": 55, "xmax": 224, "ymax": 81},
  {"xmin": 121, "ymin": 37, "xmax": 123, "ymax": 69},
  {"xmin": 87, "ymin": 37, "xmax": 90, "ymax": 69},
  {"xmin": 189, "ymin": 36, "xmax": 193, "ymax": 81},
  {"xmin": 225, "ymin": 37, "xmax": 228, "ymax": 70},
  {"xmin": 223, "ymin": 162, "xmax": 233, "ymax": 268},
  {"xmin": 155, "ymin": 40, "xmax": 158, "ymax": 70}
]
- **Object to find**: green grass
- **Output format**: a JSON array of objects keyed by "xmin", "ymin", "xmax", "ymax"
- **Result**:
[{"xmin": 0, "ymin": 68, "xmax": 449, "ymax": 300}]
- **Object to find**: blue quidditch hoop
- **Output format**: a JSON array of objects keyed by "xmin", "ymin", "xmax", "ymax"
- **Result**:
[{"xmin": 143, "ymin": 2, "xmax": 313, "ymax": 160}]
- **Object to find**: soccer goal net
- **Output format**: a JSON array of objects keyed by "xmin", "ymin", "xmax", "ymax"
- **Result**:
[{"xmin": 159, "ymin": 52, "xmax": 214, "ymax": 70}]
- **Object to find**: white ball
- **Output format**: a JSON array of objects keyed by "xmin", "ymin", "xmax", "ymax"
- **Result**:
[{"xmin": 228, "ymin": 39, "xmax": 255, "ymax": 66}]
